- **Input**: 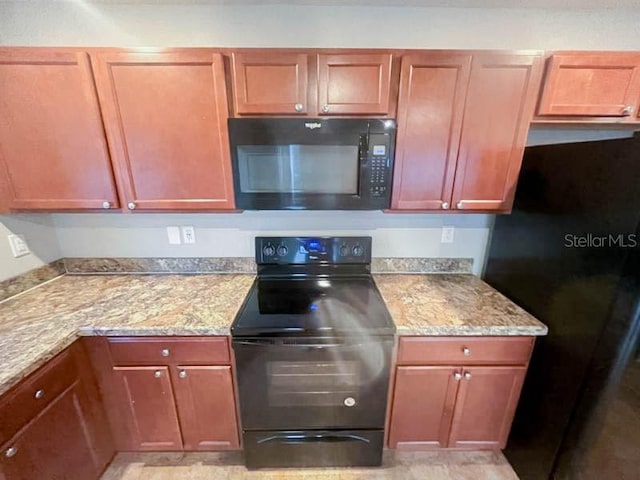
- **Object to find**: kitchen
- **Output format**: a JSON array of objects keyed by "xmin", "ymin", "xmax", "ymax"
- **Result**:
[{"xmin": 0, "ymin": 1, "xmax": 639, "ymax": 478}]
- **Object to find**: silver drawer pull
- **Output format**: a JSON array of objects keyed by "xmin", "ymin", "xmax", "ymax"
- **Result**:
[
  {"xmin": 462, "ymin": 347, "xmax": 471, "ymax": 356},
  {"xmin": 161, "ymin": 348, "xmax": 170, "ymax": 357},
  {"xmin": 5, "ymin": 447, "xmax": 17, "ymax": 458},
  {"xmin": 179, "ymin": 370, "xmax": 187, "ymax": 379},
  {"xmin": 343, "ymin": 397, "xmax": 356, "ymax": 407},
  {"xmin": 154, "ymin": 370, "xmax": 163, "ymax": 378},
  {"xmin": 34, "ymin": 389, "xmax": 45, "ymax": 399}
]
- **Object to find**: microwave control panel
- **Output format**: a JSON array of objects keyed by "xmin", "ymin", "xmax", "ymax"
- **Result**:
[{"xmin": 367, "ymin": 132, "xmax": 391, "ymax": 197}]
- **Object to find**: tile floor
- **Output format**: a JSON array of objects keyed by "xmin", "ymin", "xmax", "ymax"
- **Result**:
[{"xmin": 101, "ymin": 450, "xmax": 519, "ymax": 480}]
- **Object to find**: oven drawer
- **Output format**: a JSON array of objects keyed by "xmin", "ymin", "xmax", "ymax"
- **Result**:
[
  {"xmin": 108, "ymin": 337, "xmax": 230, "ymax": 365},
  {"xmin": 0, "ymin": 348, "xmax": 78, "ymax": 445},
  {"xmin": 397, "ymin": 336, "xmax": 534, "ymax": 366},
  {"xmin": 243, "ymin": 429, "xmax": 384, "ymax": 468}
]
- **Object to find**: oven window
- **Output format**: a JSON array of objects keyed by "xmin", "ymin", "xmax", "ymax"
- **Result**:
[
  {"xmin": 237, "ymin": 145, "xmax": 359, "ymax": 194},
  {"xmin": 267, "ymin": 360, "xmax": 360, "ymax": 407}
]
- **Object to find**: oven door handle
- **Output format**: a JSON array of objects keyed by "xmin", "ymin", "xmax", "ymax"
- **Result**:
[
  {"xmin": 256, "ymin": 433, "xmax": 371, "ymax": 445},
  {"xmin": 233, "ymin": 340, "xmax": 375, "ymax": 349}
]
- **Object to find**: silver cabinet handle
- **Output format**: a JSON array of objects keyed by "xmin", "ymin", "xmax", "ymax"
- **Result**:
[
  {"xmin": 442, "ymin": 201, "xmax": 450, "ymax": 209},
  {"xmin": 464, "ymin": 372, "xmax": 472, "ymax": 380},
  {"xmin": 102, "ymin": 201, "xmax": 111, "ymax": 209},
  {"xmin": 453, "ymin": 372, "xmax": 462, "ymax": 381},
  {"xmin": 343, "ymin": 397, "xmax": 356, "ymax": 407},
  {"xmin": 462, "ymin": 347, "xmax": 471, "ymax": 356},
  {"xmin": 34, "ymin": 389, "xmax": 45, "ymax": 399},
  {"xmin": 294, "ymin": 103, "xmax": 304, "ymax": 112},
  {"xmin": 154, "ymin": 370, "xmax": 163, "ymax": 378},
  {"xmin": 178, "ymin": 370, "xmax": 187, "ymax": 379},
  {"xmin": 622, "ymin": 105, "xmax": 634, "ymax": 116},
  {"xmin": 456, "ymin": 201, "xmax": 463, "ymax": 209},
  {"xmin": 161, "ymin": 348, "xmax": 170, "ymax": 357},
  {"xmin": 322, "ymin": 104, "xmax": 330, "ymax": 113},
  {"xmin": 5, "ymin": 447, "xmax": 17, "ymax": 458},
  {"xmin": 127, "ymin": 202, "xmax": 136, "ymax": 210}
]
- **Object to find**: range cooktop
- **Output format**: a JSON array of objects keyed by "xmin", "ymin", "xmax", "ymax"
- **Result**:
[{"xmin": 231, "ymin": 236, "xmax": 395, "ymax": 337}]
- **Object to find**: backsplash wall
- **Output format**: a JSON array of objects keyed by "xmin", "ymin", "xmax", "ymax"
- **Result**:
[{"xmin": 51, "ymin": 212, "xmax": 492, "ymax": 276}]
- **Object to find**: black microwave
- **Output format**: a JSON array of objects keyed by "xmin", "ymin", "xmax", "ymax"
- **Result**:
[{"xmin": 228, "ymin": 118, "xmax": 395, "ymax": 210}]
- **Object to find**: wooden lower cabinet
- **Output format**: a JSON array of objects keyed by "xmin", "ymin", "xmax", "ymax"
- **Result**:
[
  {"xmin": 0, "ymin": 343, "xmax": 114, "ymax": 480},
  {"xmin": 448, "ymin": 366, "xmax": 526, "ymax": 449},
  {"xmin": 86, "ymin": 337, "xmax": 240, "ymax": 452},
  {"xmin": 388, "ymin": 337, "xmax": 533, "ymax": 451},
  {"xmin": 171, "ymin": 366, "xmax": 239, "ymax": 451},
  {"xmin": 112, "ymin": 366, "xmax": 183, "ymax": 451}
]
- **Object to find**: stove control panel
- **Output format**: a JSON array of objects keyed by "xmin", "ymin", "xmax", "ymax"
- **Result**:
[{"xmin": 256, "ymin": 236, "xmax": 372, "ymax": 264}]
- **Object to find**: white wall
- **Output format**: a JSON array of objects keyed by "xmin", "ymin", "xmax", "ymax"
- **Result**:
[
  {"xmin": 2, "ymin": 1, "xmax": 639, "ymax": 279},
  {"xmin": 0, "ymin": 216, "xmax": 62, "ymax": 282},
  {"xmin": 52, "ymin": 212, "xmax": 493, "ymax": 275}
]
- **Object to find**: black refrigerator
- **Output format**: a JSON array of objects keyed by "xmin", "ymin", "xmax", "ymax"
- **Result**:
[{"xmin": 483, "ymin": 134, "xmax": 640, "ymax": 480}]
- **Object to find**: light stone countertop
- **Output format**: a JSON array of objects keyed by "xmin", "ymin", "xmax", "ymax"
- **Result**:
[
  {"xmin": 374, "ymin": 274, "xmax": 548, "ymax": 336},
  {"xmin": 0, "ymin": 273, "xmax": 546, "ymax": 397}
]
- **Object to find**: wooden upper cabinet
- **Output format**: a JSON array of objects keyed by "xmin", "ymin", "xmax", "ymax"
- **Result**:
[
  {"xmin": 92, "ymin": 51, "xmax": 235, "ymax": 211},
  {"xmin": 391, "ymin": 53, "xmax": 471, "ymax": 210},
  {"xmin": 0, "ymin": 50, "xmax": 119, "ymax": 211},
  {"xmin": 452, "ymin": 53, "xmax": 544, "ymax": 212},
  {"xmin": 538, "ymin": 53, "xmax": 640, "ymax": 118},
  {"xmin": 388, "ymin": 366, "xmax": 459, "ymax": 450},
  {"xmin": 171, "ymin": 366, "xmax": 239, "ymax": 451},
  {"xmin": 448, "ymin": 367, "xmax": 526, "ymax": 449},
  {"xmin": 317, "ymin": 53, "xmax": 393, "ymax": 115},
  {"xmin": 232, "ymin": 52, "xmax": 309, "ymax": 115}
]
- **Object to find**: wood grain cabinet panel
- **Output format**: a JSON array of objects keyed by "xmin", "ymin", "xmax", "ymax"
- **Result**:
[
  {"xmin": 388, "ymin": 366, "xmax": 459, "ymax": 450},
  {"xmin": 452, "ymin": 53, "xmax": 544, "ymax": 212},
  {"xmin": 171, "ymin": 366, "xmax": 240, "ymax": 450},
  {"xmin": 0, "ymin": 49, "xmax": 119, "ymax": 210},
  {"xmin": 0, "ymin": 384, "xmax": 104, "ymax": 480},
  {"xmin": 448, "ymin": 366, "xmax": 526, "ymax": 449},
  {"xmin": 232, "ymin": 52, "xmax": 309, "ymax": 115},
  {"xmin": 391, "ymin": 53, "xmax": 471, "ymax": 210},
  {"xmin": 92, "ymin": 51, "xmax": 235, "ymax": 211},
  {"xmin": 111, "ymin": 366, "xmax": 183, "ymax": 451},
  {"xmin": 538, "ymin": 53, "xmax": 640, "ymax": 117},
  {"xmin": 317, "ymin": 53, "xmax": 393, "ymax": 115}
]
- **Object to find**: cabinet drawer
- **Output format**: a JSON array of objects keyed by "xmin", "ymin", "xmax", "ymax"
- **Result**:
[
  {"xmin": 397, "ymin": 337, "xmax": 534, "ymax": 366},
  {"xmin": 0, "ymin": 348, "xmax": 78, "ymax": 445},
  {"xmin": 108, "ymin": 337, "xmax": 230, "ymax": 365}
]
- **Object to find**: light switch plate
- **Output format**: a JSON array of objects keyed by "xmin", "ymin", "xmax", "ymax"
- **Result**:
[
  {"xmin": 8, "ymin": 234, "xmax": 30, "ymax": 257},
  {"xmin": 182, "ymin": 226, "xmax": 196, "ymax": 244},
  {"xmin": 167, "ymin": 226, "xmax": 181, "ymax": 245},
  {"xmin": 441, "ymin": 226, "xmax": 455, "ymax": 244}
]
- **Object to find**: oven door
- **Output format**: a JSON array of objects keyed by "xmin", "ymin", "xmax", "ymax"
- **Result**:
[
  {"xmin": 228, "ymin": 118, "xmax": 392, "ymax": 210},
  {"xmin": 232, "ymin": 336, "xmax": 394, "ymax": 430}
]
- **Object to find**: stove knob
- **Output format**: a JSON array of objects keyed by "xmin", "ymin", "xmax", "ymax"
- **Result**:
[
  {"xmin": 277, "ymin": 244, "xmax": 288, "ymax": 257},
  {"xmin": 352, "ymin": 245, "xmax": 364, "ymax": 257},
  {"xmin": 262, "ymin": 244, "xmax": 276, "ymax": 257},
  {"xmin": 339, "ymin": 245, "xmax": 350, "ymax": 257}
]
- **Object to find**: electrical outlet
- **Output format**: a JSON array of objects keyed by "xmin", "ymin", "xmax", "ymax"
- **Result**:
[
  {"xmin": 182, "ymin": 226, "xmax": 196, "ymax": 244},
  {"xmin": 167, "ymin": 226, "xmax": 181, "ymax": 245},
  {"xmin": 8, "ymin": 234, "xmax": 30, "ymax": 257},
  {"xmin": 441, "ymin": 226, "xmax": 455, "ymax": 244}
]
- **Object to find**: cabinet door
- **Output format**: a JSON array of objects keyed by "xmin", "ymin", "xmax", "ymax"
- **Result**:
[
  {"xmin": 317, "ymin": 53, "xmax": 393, "ymax": 115},
  {"xmin": 0, "ymin": 49, "xmax": 118, "ymax": 210},
  {"xmin": 92, "ymin": 51, "xmax": 235, "ymax": 211},
  {"xmin": 388, "ymin": 366, "xmax": 460, "ymax": 450},
  {"xmin": 391, "ymin": 53, "xmax": 471, "ymax": 210},
  {"xmin": 448, "ymin": 366, "xmax": 526, "ymax": 450},
  {"xmin": 0, "ymin": 384, "xmax": 103, "ymax": 480},
  {"xmin": 538, "ymin": 53, "xmax": 640, "ymax": 117},
  {"xmin": 232, "ymin": 52, "xmax": 309, "ymax": 115},
  {"xmin": 171, "ymin": 366, "xmax": 240, "ymax": 450},
  {"xmin": 452, "ymin": 54, "xmax": 543, "ymax": 212},
  {"xmin": 112, "ymin": 366, "xmax": 183, "ymax": 451}
]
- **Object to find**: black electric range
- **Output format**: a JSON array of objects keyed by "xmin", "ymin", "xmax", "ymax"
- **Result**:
[{"xmin": 231, "ymin": 236, "xmax": 395, "ymax": 468}]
